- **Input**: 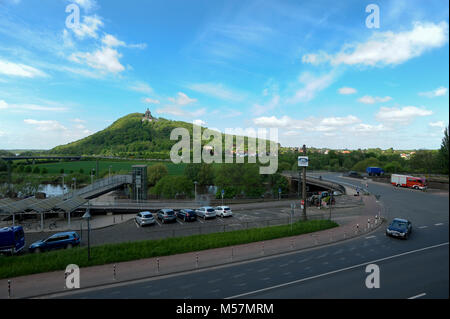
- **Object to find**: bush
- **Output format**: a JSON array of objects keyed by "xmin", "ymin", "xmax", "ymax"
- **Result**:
[{"xmin": 32, "ymin": 166, "xmax": 40, "ymax": 174}]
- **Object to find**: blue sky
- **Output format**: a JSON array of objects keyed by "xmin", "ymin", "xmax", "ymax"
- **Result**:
[{"xmin": 0, "ymin": 0, "xmax": 448, "ymax": 150}]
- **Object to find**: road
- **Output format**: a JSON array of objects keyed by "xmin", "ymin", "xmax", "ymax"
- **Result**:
[{"xmin": 56, "ymin": 173, "xmax": 449, "ymax": 299}]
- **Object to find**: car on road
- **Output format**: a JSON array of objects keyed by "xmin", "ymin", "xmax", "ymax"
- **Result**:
[
  {"xmin": 157, "ymin": 209, "xmax": 177, "ymax": 224},
  {"xmin": 215, "ymin": 206, "xmax": 233, "ymax": 217},
  {"xmin": 0, "ymin": 226, "xmax": 25, "ymax": 256},
  {"xmin": 29, "ymin": 231, "xmax": 80, "ymax": 253},
  {"xmin": 195, "ymin": 206, "xmax": 216, "ymax": 220},
  {"xmin": 386, "ymin": 218, "xmax": 412, "ymax": 239},
  {"xmin": 135, "ymin": 211, "xmax": 156, "ymax": 227},
  {"xmin": 176, "ymin": 209, "xmax": 197, "ymax": 222}
]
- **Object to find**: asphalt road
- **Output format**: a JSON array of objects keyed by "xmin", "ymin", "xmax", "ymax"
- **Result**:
[{"xmin": 57, "ymin": 173, "xmax": 449, "ymax": 299}]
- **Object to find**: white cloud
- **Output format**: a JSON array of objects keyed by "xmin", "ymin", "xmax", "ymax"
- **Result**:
[
  {"xmin": 252, "ymin": 95, "xmax": 280, "ymax": 116},
  {"xmin": 156, "ymin": 106, "xmax": 206, "ymax": 118},
  {"xmin": 350, "ymin": 123, "xmax": 387, "ymax": 133},
  {"xmin": 0, "ymin": 59, "xmax": 47, "ymax": 78},
  {"xmin": 376, "ymin": 106, "xmax": 433, "ymax": 124},
  {"xmin": 71, "ymin": 118, "xmax": 86, "ymax": 123},
  {"xmin": 358, "ymin": 95, "xmax": 393, "ymax": 104},
  {"xmin": 0, "ymin": 100, "xmax": 67, "ymax": 112},
  {"xmin": 193, "ymin": 119, "xmax": 207, "ymax": 126},
  {"xmin": 288, "ymin": 71, "xmax": 335, "ymax": 103},
  {"xmin": 142, "ymin": 97, "xmax": 160, "ymax": 104},
  {"xmin": 168, "ymin": 92, "xmax": 197, "ymax": 106},
  {"xmin": 338, "ymin": 87, "xmax": 357, "ymax": 95},
  {"xmin": 71, "ymin": 15, "xmax": 103, "ymax": 39},
  {"xmin": 71, "ymin": 0, "xmax": 97, "ymax": 11},
  {"xmin": 253, "ymin": 115, "xmax": 360, "ymax": 131},
  {"xmin": 303, "ymin": 21, "xmax": 449, "ymax": 67},
  {"xmin": 186, "ymin": 83, "xmax": 245, "ymax": 102},
  {"xmin": 0, "ymin": 100, "xmax": 8, "ymax": 110},
  {"xmin": 129, "ymin": 82, "xmax": 153, "ymax": 94},
  {"xmin": 419, "ymin": 86, "xmax": 448, "ymax": 98},
  {"xmin": 24, "ymin": 119, "xmax": 67, "ymax": 132},
  {"xmin": 102, "ymin": 34, "xmax": 126, "ymax": 48},
  {"xmin": 70, "ymin": 46, "xmax": 125, "ymax": 73},
  {"xmin": 429, "ymin": 121, "xmax": 446, "ymax": 128}
]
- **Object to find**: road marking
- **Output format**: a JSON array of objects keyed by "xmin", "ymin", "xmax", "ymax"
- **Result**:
[
  {"xmin": 210, "ymin": 289, "xmax": 221, "ymax": 293},
  {"xmin": 283, "ymin": 272, "xmax": 292, "ymax": 276},
  {"xmin": 261, "ymin": 277, "xmax": 271, "ymax": 281},
  {"xmin": 225, "ymin": 242, "xmax": 449, "ymax": 299},
  {"xmin": 279, "ymin": 263, "xmax": 289, "ymax": 268},
  {"xmin": 257, "ymin": 267, "xmax": 270, "ymax": 273},
  {"xmin": 197, "ymin": 219, "xmax": 204, "ymax": 224},
  {"xmin": 365, "ymin": 236, "xmax": 376, "ymax": 239},
  {"xmin": 217, "ymin": 218, "xmax": 224, "ymax": 223},
  {"xmin": 176, "ymin": 219, "xmax": 184, "ymax": 225},
  {"xmin": 317, "ymin": 253, "xmax": 328, "ymax": 259},
  {"xmin": 418, "ymin": 226, "xmax": 428, "ymax": 229},
  {"xmin": 232, "ymin": 273, "xmax": 245, "ymax": 278},
  {"xmin": 435, "ymin": 223, "xmax": 444, "ymax": 226},
  {"xmin": 154, "ymin": 220, "xmax": 162, "ymax": 227},
  {"xmin": 408, "ymin": 293, "xmax": 426, "ymax": 299}
]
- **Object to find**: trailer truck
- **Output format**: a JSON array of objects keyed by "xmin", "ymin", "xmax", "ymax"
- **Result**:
[
  {"xmin": 391, "ymin": 174, "xmax": 427, "ymax": 190},
  {"xmin": 366, "ymin": 167, "xmax": 384, "ymax": 176}
]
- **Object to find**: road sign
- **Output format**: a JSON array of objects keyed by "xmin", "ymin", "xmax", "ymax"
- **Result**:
[
  {"xmin": 298, "ymin": 156, "xmax": 309, "ymax": 167},
  {"xmin": 278, "ymin": 188, "xmax": 282, "ymax": 194},
  {"xmin": 301, "ymin": 199, "xmax": 305, "ymax": 210}
]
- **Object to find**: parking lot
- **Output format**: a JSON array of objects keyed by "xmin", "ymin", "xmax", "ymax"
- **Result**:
[{"xmin": 21, "ymin": 195, "xmax": 364, "ymax": 250}]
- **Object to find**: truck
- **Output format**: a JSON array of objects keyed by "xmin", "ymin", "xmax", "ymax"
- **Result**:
[
  {"xmin": 366, "ymin": 167, "xmax": 384, "ymax": 176},
  {"xmin": 0, "ymin": 226, "xmax": 25, "ymax": 255},
  {"xmin": 391, "ymin": 174, "xmax": 427, "ymax": 190}
]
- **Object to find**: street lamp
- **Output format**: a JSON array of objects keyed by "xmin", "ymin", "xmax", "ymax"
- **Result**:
[
  {"xmin": 62, "ymin": 174, "xmax": 67, "ymax": 198},
  {"xmin": 91, "ymin": 169, "xmax": 95, "ymax": 185},
  {"xmin": 194, "ymin": 181, "xmax": 198, "ymax": 201},
  {"xmin": 82, "ymin": 207, "xmax": 91, "ymax": 261},
  {"xmin": 109, "ymin": 165, "xmax": 112, "ymax": 182}
]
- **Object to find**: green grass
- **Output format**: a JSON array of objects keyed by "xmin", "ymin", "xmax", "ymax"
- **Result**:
[
  {"xmin": 32, "ymin": 161, "xmax": 186, "ymax": 176},
  {"xmin": 0, "ymin": 220, "xmax": 337, "ymax": 279}
]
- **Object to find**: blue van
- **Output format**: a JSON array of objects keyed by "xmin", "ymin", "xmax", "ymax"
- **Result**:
[{"xmin": 0, "ymin": 226, "xmax": 25, "ymax": 255}]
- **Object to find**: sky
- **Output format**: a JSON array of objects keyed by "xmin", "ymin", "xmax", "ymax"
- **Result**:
[{"xmin": 0, "ymin": 0, "xmax": 448, "ymax": 150}]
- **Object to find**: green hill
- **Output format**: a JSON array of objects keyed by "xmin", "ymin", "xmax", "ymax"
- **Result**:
[{"xmin": 49, "ymin": 112, "xmax": 268, "ymax": 158}]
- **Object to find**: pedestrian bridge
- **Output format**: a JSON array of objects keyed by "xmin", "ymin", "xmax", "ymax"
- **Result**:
[
  {"xmin": 0, "ymin": 175, "xmax": 132, "ymax": 228},
  {"xmin": 281, "ymin": 171, "xmax": 346, "ymax": 195}
]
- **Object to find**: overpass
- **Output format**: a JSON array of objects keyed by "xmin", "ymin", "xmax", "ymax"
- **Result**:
[
  {"xmin": 281, "ymin": 171, "xmax": 346, "ymax": 195},
  {"xmin": 0, "ymin": 156, "xmax": 82, "ymax": 162}
]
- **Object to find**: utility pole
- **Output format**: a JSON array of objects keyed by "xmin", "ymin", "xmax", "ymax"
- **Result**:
[
  {"xmin": 302, "ymin": 144, "xmax": 307, "ymax": 221},
  {"xmin": 7, "ymin": 160, "xmax": 12, "ymax": 197}
]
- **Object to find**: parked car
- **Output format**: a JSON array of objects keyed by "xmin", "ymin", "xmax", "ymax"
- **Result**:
[
  {"xmin": 215, "ymin": 206, "xmax": 233, "ymax": 217},
  {"xmin": 176, "ymin": 209, "xmax": 197, "ymax": 222},
  {"xmin": 386, "ymin": 218, "xmax": 412, "ymax": 239},
  {"xmin": 29, "ymin": 231, "xmax": 80, "ymax": 253},
  {"xmin": 157, "ymin": 209, "xmax": 177, "ymax": 224},
  {"xmin": 0, "ymin": 226, "xmax": 25, "ymax": 256},
  {"xmin": 195, "ymin": 207, "xmax": 216, "ymax": 220},
  {"xmin": 136, "ymin": 211, "xmax": 156, "ymax": 227}
]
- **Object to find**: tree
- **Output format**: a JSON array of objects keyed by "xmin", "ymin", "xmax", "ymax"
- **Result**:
[
  {"xmin": 197, "ymin": 164, "xmax": 215, "ymax": 186},
  {"xmin": 32, "ymin": 166, "xmax": 40, "ymax": 174},
  {"xmin": 151, "ymin": 175, "xmax": 193, "ymax": 198},
  {"xmin": 147, "ymin": 163, "xmax": 168, "ymax": 186},
  {"xmin": 439, "ymin": 126, "xmax": 449, "ymax": 174}
]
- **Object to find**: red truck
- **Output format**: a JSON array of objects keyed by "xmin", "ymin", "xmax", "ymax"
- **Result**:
[{"xmin": 391, "ymin": 174, "xmax": 427, "ymax": 190}]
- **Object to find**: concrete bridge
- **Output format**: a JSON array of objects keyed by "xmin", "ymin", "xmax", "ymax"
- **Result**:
[{"xmin": 281, "ymin": 171, "xmax": 346, "ymax": 195}]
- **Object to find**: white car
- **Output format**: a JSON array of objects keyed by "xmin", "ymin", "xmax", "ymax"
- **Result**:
[
  {"xmin": 215, "ymin": 206, "xmax": 233, "ymax": 217},
  {"xmin": 195, "ymin": 207, "xmax": 216, "ymax": 220},
  {"xmin": 135, "ymin": 211, "xmax": 156, "ymax": 227}
]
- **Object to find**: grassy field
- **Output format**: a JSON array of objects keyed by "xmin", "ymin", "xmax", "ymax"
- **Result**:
[
  {"xmin": 0, "ymin": 220, "xmax": 337, "ymax": 279},
  {"xmin": 33, "ymin": 160, "xmax": 186, "ymax": 176}
]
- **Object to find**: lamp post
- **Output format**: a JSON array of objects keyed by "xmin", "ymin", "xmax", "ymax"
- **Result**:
[
  {"xmin": 194, "ymin": 181, "xmax": 198, "ymax": 201},
  {"xmin": 91, "ymin": 169, "xmax": 95, "ymax": 185},
  {"xmin": 109, "ymin": 165, "xmax": 112, "ymax": 182},
  {"xmin": 82, "ymin": 207, "xmax": 91, "ymax": 261},
  {"xmin": 72, "ymin": 177, "xmax": 77, "ymax": 198}
]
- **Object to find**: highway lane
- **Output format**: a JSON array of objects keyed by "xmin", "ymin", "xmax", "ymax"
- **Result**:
[{"xmin": 55, "ymin": 174, "xmax": 448, "ymax": 299}]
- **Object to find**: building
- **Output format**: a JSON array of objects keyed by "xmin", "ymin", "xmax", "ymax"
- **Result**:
[{"xmin": 142, "ymin": 108, "xmax": 156, "ymax": 122}]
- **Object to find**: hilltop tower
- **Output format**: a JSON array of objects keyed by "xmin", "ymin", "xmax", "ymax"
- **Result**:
[{"xmin": 142, "ymin": 108, "xmax": 155, "ymax": 122}]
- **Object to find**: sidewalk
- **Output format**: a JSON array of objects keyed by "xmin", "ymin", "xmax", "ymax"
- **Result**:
[{"xmin": 0, "ymin": 194, "xmax": 384, "ymax": 299}]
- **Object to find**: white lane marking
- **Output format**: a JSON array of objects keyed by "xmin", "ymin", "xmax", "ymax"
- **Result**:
[
  {"xmin": 232, "ymin": 273, "xmax": 245, "ymax": 279},
  {"xmin": 154, "ymin": 219, "xmax": 162, "ymax": 227},
  {"xmin": 435, "ymin": 223, "xmax": 444, "ymax": 226},
  {"xmin": 408, "ymin": 293, "xmax": 426, "ymax": 299},
  {"xmin": 176, "ymin": 219, "xmax": 184, "ymax": 225},
  {"xmin": 261, "ymin": 277, "xmax": 271, "ymax": 281},
  {"xmin": 317, "ymin": 253, "xmax": 328, "ymax": 259},
  {"xmin": 365, "ymin": 236, "xmax": 376, "ymax": 239},
  {"xmin": 217, "ymin": 218, "xmax": 224, "ymax": 223},
  {"xmin": 283, "ymin": 272, "xmax": 292, "ymax": 276},
  {"xmin": 225, "ymin": 242, "xmax": 449, "ymax": 299},
  {"xmin": 197, "ymin": 219, "xmax": 204, "ymax": 224},
  {"xmin": 419, "ymin": 226, "xmax": 428, "ymax": 229},
  {"xmin": 257, "ymin": 267, "xmax": 270, "ymax": 273},
  {"xmin": 210, "ymin": 289, "xmax": 221, "ymax": 293},
  {"xmin": 279, "ymin": 263, "xmax": 289, "ymax": 268}
]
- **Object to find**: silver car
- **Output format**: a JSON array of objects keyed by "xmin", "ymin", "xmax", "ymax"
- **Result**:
[
  {"xmin": 135, "ymin": 211, "xmax": 156, "ymax": 227},
  {"xmin": 195, "ymin": 207, "xmax": 216, "ymax": 220}
]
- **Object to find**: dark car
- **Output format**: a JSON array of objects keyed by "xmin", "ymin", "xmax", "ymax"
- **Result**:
[
  {"xmin": 157, "ymin": 209, "xmax": 177, "ymax": 224},
  {"xmin": 386, "ymin": 218, "xmax": 412, "ymax": 239},
  {"xmin": 176, "ymin": 209, "xmax": 197, "ymax": 222},
  {"xmin": 29, "ymin": 231, "xmax": 80, "ymax": 253}
]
